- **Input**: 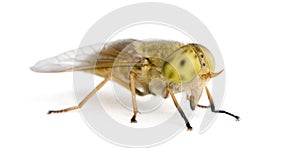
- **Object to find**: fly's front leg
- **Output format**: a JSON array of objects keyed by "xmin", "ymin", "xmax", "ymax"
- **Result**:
[
  {"xmin": 129, "ymin": 71, "xmax": 139, "ymax": 123},
  {"xmin": 48, "ymin": 76, "xmax": 110, "ymax": 114},
  {"xmin": 167, "ymin": 85, "xmax": 192, "ymax": 131},
  {"xmin": 188, "ymin": 95, "xmax": 209, "ymax": 110},
  {"xmin": 197, "ymin": 104, "xmax": 210, "ymax": 108},
  {"xmin": 205, "ymin": 86, "xmax": 240, "ymax": 121},
  {"xmin": 186, "ymin": 97, "xmax": 209, "ymax": 108}
]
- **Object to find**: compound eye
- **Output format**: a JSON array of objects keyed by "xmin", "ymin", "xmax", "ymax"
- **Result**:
[{"xmin": 162, "ymin": 45, "xmax": 201, "ymax": 83}]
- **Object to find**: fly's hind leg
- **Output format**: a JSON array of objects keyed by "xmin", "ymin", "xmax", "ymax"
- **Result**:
[
  {"xmin": 129, "ymin": 71, "xmax": 139, "ymax": 123},
  {"xmin": 48, "ymin": 76, "xmax": 110, "ymax": 114},
  {"xmin": 204, "ymin": 86, "xmax": 240, "ymax": 121},
  {"xmin": 168, "ymin": 85, "xmax": 193, "ymax": 131}
]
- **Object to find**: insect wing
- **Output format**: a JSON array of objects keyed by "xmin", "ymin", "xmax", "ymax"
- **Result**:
[
  {"xmin": 31, "ymin": 39, "xmax": 141, "ymax": 73},
  {"xmin": 31, "ymin": 43, "xmax": 107, "ymax": 72}
]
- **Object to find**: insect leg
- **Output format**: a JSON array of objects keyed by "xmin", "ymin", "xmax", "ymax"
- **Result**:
[
  {"xmin": 47, "ymin": 76, "xmax": 110, "ymax": 114},
  {"xmin": 187, "ymin": 96, "xmax": 210, "ymax": 108},
  {"xmin": 205, "ymin": 86, "xmax": 240, "ymax": 121},
  {"xmin": 129, "ymin": 71, "xmax": 139, "ymax": 123},
  {"xmin": 167, "ymin": 86, "xmax": 193, "ymax": 131},
  {"xmin": 197, "ymin": 104, "xmax": 210, "ymax": 108},
  {"xmin": 111, "ymin": 76, "xmax": 148, "ymax": 96}
]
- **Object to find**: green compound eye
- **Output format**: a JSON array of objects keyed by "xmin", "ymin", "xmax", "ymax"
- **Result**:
[{"xmin": 162, "ymin": 44, "xmax": 201, "ymax": 83}]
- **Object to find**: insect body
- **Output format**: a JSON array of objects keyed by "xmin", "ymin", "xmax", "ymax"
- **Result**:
[{"xmin": 31, "ymin": 39, "xmax": 239, "ymax": 130}]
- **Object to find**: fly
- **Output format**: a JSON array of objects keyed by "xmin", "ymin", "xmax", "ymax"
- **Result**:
[{"xmin": 31, "ymin": 39, "xmax": 240, "ymax": 130}]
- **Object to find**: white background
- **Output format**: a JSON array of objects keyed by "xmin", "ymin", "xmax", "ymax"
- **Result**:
[{"xmin": 1, "ymin": 0, "xmax": 300, "ymax": 148}]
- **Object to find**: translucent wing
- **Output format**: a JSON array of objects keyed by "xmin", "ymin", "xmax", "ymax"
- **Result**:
[
  {"xmin": 31, "ymin": 39, "xmax": 140, "ymax": 73},
  {"xmin": 31, "ymin": 43, "xmax": 102, "ymax": 72}
]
